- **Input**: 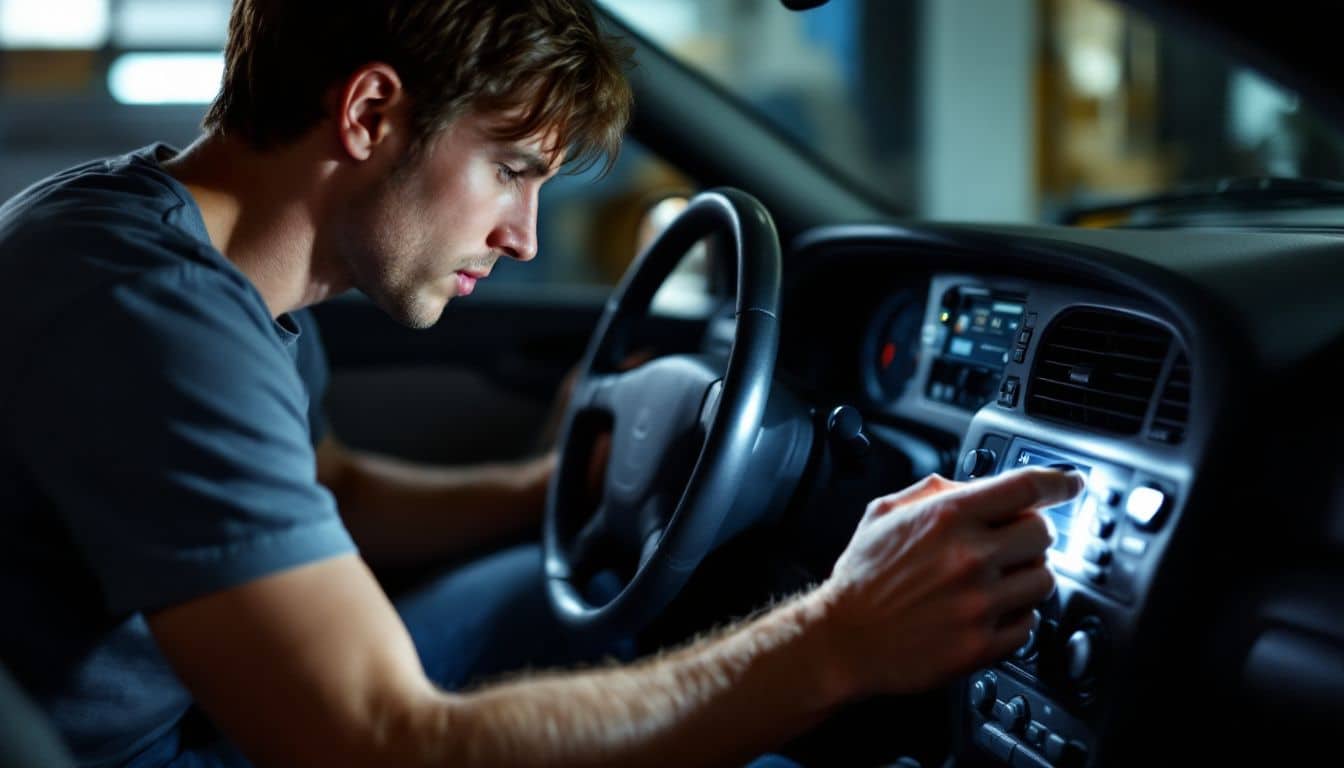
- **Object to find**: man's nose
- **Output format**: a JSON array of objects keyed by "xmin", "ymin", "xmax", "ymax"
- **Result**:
[{"xmin": 490, "ymin": 196, "xmax": 539, "ymax": 262}]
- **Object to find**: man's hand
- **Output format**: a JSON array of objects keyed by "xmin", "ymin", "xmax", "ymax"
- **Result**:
[{"xmin": 814, "ymin": 468, "xmax": 1084, "ymax": 698}]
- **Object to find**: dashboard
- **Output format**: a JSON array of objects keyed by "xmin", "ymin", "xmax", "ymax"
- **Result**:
[{"xmin": 770, "ymin": 222, "xmax": 1344, "ymax": 767}]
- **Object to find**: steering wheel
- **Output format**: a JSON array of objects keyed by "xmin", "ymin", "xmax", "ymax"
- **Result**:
[{"xmin": 544, "ymin": 188, "xmax": 782, "ymax": 638}]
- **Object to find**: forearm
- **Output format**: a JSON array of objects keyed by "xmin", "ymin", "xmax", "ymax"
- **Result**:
[
  {"xmin": 328, "ymin": 448, "xmax": 554, "ymax": 564},
  {"xmin": 423, "ymin": 590, "xmax": 847, "ymax": 767}
]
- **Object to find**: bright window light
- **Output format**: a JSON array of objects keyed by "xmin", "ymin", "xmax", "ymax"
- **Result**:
[
  {"xmin": 114, "ymin": 0, "xmax": 229, "ymax": 47},
  {"xmin": 107, "ymin": 52, "xmax": 224, "ymax": 105},
  {"xmin": 0, "ymin": 0, "xmax": 110, "ymax": 48}
]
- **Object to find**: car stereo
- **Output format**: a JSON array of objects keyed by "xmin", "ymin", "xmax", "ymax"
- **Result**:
[{"xmin": 926, "ymin": 286, "xmax": 1026, "ymax": 410}]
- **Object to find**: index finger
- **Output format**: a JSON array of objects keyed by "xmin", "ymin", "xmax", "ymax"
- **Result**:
[{"xmin": 943, "ymin": 467, "xmax": 1085, "ymax": 524}]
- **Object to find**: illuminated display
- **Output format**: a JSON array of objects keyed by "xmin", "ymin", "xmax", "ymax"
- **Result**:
[
  {"xmin": 1015, "ymin": 447, "xmax": 1095, "ymax": 561},
  {"xmin": 943, "ymin": 294, "xmax": 1024, "ymax": 368}
]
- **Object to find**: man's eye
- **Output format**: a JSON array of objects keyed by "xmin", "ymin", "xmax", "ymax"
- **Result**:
[{"xmin": 497, "ymin": 164, "xmax": 522, "ymax": 183}]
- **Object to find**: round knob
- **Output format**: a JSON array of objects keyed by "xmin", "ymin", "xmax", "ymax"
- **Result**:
[
  {"xmin": 1064, "ymin": 626, "xmax": 1101, "ymax": 683},
  {"xmin": 996, "ymin": 695, "xmax": 1030, "ymax": 732},
  {"xmin": 827, "ymin": 405, "xmax": 870, "ymax": 455},
  {"xmin": 969, "ymin": 671, "xmax": 996, "ymax": 713},
  {"xmin": 961, "ymin": 448, "xmax": 997, "ymax": 478},
  {"xmin": 1014, "ymin": 609, "xmax": 1043, "ymax": 659}
]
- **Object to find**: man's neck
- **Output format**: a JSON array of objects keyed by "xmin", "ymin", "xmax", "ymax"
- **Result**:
[{"xmin": 162, "ymin": 133, "xmax": 352, "ymax": 318}]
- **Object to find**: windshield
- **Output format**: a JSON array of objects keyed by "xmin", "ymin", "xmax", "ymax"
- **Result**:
[{"xmin": 599, "ymin": 0, "xmax": 1344, "ymax": 224}]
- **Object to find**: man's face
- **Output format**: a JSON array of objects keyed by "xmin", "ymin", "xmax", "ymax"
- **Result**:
[{"xmin": 338, "ymin": 110, "xmax": 562, "ymax": 329}]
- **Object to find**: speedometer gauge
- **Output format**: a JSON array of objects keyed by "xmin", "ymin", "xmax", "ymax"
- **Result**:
[{"xmin": 866, "ymin": 290, "xmax": 926, "ymax": 402}]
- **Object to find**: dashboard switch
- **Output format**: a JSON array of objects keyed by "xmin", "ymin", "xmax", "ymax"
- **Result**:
[
  {"xmin": 994, "ymin": 695, "xmax": 1030, "ymax": 732},
  {"xmin": 1125, "ymin": 485, "xmax": 1168, "ymax": 528},
  {"xmin": 976, "ymin": 723, "xmax": 1017, "ymax": 762},
  {"xmin": 1083, "ymin": 540, "xmax": 1112, "ymax": 565},
  {"xmin": 1024, "ymin": 721, "xmax": 1048, "ymax": 749},
  {"xmin": 1088, "ymin": 512, "xmax": 1116, "ymax": 538},
  {"xmin": 998, "ymin": 376, "xmax": 1021, "ymax": 408},
  {"xmin": 961, "ymin": 448, "xmax": 997, "ymax": 478},
  {"xmin": 1119, "ymin": 535, "xmax": 1148, "ymax": 556},
  {"xmin": 1044, "ymin": 736, "xmax": 1088, "ymax": 768},
  {"xmin": 970, "ymin": 672, "xmax": 997, "ymax": 713},
  {"xmin": 1065, "ymin": 625, "xmax": 1101, "ymax": 684}
]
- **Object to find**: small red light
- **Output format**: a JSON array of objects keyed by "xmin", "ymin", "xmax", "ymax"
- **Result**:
[{"xmin": 881, "ymin": 342, "xmax": 896, "ymax": 368}]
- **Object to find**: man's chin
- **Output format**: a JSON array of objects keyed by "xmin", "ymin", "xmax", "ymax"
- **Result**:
[{"xmin": 365, "ymin": 287, "xmax": 448, "ymax": 330}]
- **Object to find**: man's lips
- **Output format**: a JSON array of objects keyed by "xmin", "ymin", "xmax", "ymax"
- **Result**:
[{"xmin": 455, "ymin": 269, "xmax": 488, "ymax": 296}]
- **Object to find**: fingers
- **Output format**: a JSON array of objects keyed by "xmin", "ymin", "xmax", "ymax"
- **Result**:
[
  {"xmin": 986, "ymin": 512, "xmax": 1053, "ymax": 570},
  {"xmin": 989, "ymin": 561, "xmax": 1055, "ymax": 618},
  {"xmin": 945, "ymin": 467, "xmax": 1084, "ymax": 525},
  {"xmin": 864, "ymin": 474, "xmax": 960, "ymax": 520}
]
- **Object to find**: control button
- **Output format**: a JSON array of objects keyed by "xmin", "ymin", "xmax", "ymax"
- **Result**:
[
  {"xmin": 1065, "ymin": 627, "xmax": 1100, "ymax": 683},
  {"xmin": 976, "ymin": 723, "xmax": 1018, "ymax": 762},
  {"xmin": 998, "ymin": 376, "xmax": 1021, "ymax": 408},
  {"xmin": 826, "ymin": 405, "xmax": 870, "ymax": 456},
  {"xmin": 1125, "ymin": 485, "xmax": 1168, "ymax": 528},
  {"xmin": 1083, "ymin": 540, "xmax": 1112, "ymax": 565},
  {"xmin": 1105, "ymin": 488, "xmax": 1123, "ymax": 507},
  {"xmin": 1043, "ymin": 737, "xmax": 1088, "ymax": 768},
  {"xmin": 1011, "ymin": 744, "xmax": 1052, "ymax": 768},
  {"xmin": 1088, "ymin": 512, "xmax": 1116, "ymax": 538},
  {"xmin": 1044, "ymin": 734, "xmax": 1067, "ymax": 762},
  {"xmin": 1024, "ymin": 721, "xmax": 1048, "ymax": 749},
  {"xmin": 961, "ymin": 448, "xmax": 998, "ymax": 478},
  {"xmin": 994, "ymin": 695, "xmax": 1030, "ymax": 732},
  {"xmin": 1080, "ymin": 561, "xmax": 1106, "ymax": 584},
  {"xmin": 1014, "ymin": 628, "xmax": 1037, "ymax": 660},
  {"xmin": 1018, "ymin": 329, "xmax": 1033, "ymax": 345},
  {"xmin": 1119, "ymin": 535, "xmax": 1148, "ymax": 556},
  {"xmin": 1012, "ymin": 346, "xmax": 1026, "ymax": 363},
  {"xmin": 1024, "ymin": 312, "xmax": 1038, "ymax": 329},
  {"xmin": 970, "ymin": 672, "xmax": 997, "ymax": 713}
]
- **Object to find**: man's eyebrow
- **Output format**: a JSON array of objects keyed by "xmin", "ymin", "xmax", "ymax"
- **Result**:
[{"xmin": 497, "ymin": 148, "xmax": 556, "ymax": 177}]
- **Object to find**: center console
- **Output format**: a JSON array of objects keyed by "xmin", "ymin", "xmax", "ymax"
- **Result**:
[{"xmin": 938, "ymin": 280, "xmax": 1192, "ymax": 768}]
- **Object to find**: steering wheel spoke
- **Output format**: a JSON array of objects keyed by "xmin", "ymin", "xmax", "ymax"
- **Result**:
[{"xmin": 572, "ymin": 372, "xmax": 623, "ymax": 413}]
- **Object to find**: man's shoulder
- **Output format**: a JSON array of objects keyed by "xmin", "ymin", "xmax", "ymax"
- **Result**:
[
  {"xmin": 0, "ymin": 144, "xmax": 216, "ymax": 274},
  {"xmin": 0, "ymin": 145, "xmax": 270, "ymax": 375}
]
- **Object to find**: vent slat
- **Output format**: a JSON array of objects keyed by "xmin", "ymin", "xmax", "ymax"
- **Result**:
[
  {"xmin": 1040, "ymin": 343, "xmax": 1167, "ymax": 365},
  {"xmin": 1032, "ymin": 377, "xmax": 1151, "ymax": 404},
  {"xmin": 1148, "ymin": 351, "xmax": 1192, "ymax": 445},
  {"xmin": 1028, "ymin": 310, "xmax": 1171, "ymax": 437},
  {"xmin": 1028, "ymin": 394, "xmax": 1148, "ymax": 423}
]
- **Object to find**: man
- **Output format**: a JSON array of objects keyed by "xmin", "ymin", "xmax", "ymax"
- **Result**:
[{"xmin": 0, "ymin": 1, "xmax": 1082, "ymax": 766}]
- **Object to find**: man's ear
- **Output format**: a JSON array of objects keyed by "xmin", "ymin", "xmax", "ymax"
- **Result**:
[{"xmin": 334, "ymin": 63, "xmax": 406, "ymax": 162}]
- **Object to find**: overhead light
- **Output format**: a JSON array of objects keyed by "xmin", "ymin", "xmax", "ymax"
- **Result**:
[
  {"xmin": 113, "ymin": 0, "xmax": 229, "ymax": 47},
  {"xmin": 107, "ymin": 52, "xmax": 224, "ymax": 104},
  {"xmin": 0, "ymin": 0, "xmax": 110, "ymax": 48}
]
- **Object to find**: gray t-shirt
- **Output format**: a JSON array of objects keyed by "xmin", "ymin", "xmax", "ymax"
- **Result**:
[{"xmin": 0, "ymin": 145, "xmax": 355, "ymax": 766}]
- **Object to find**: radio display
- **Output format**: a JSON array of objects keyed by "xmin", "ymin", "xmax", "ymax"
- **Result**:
[
  {"xmin": 1015, "ymin": 447, "xmax": 1094, "ymax": 556},
  {"xmin": 943, "ymin": 293, "xmax": 1024, "ymax": 368}
]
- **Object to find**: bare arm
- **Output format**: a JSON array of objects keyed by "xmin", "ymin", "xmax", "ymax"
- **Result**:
[
  {"xmin": 316, "ymin": 435, "xmax": 553, "ymax": 564},
  {"xmin": 147, "ymin": 467, "xmax": 1081, "ymax": 767}
]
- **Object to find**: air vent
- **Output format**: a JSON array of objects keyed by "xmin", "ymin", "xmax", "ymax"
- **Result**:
[
  {"xmin": 1028, "ymin": 309, "xmax": 1171, "ymax": 435},
  {"xmin": 1149, "ymin": 351, "xmax": 1190, "ymax": 444}
]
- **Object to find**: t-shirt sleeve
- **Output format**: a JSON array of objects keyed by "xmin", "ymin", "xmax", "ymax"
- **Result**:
[{"xmin": 12, "ymin": 264, "xmax": 355, "ymax": 615}]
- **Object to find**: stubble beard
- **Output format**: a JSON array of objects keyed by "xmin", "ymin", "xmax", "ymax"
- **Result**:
[{"xmin": 344, "ymin": 172, "xmax": 447, "ymax": 330}]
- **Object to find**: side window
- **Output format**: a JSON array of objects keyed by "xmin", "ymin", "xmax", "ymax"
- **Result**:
[{"xmin": 499, "ymin": 136, "xmax": 697, "ymax": 290}]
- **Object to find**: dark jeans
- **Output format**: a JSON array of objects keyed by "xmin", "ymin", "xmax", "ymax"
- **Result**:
[{"xmin": 134, "ymin": 544, "xmax": 799, "ymax": 767}]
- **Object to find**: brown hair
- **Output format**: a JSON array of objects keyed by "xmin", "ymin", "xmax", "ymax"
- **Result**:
[{"xmin": 203, "ymin": 0, "xmax": 632, "ymax": 173}]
